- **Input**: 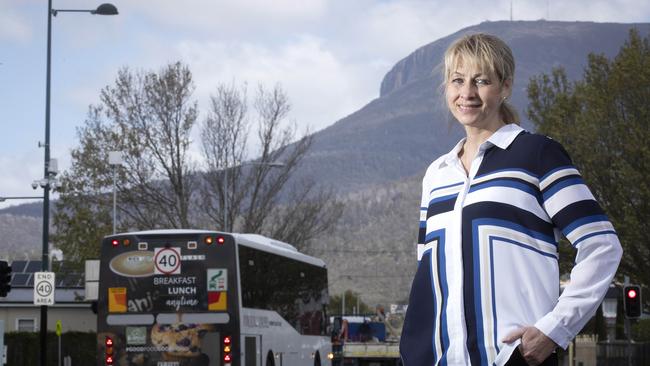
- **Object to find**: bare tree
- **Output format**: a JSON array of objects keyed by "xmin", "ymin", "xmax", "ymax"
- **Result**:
[
  {"xmin": 200, "ymin": 83, "xmax": 249, "ymax": 231},
  {"xmin": 102, "ymin": 62, "xmax": 198, "ymax": 229},
  {"xmin": 55, "ymin": 65, "xmax": 340, "ymax": 263},
  {"xmin": 265, "ymin": 179, "xmax": 343, "ymax": 247},
  {"xmin": 54, "ymin": 62, "xmax": 198, "ymax": 261},
  {"xmin": 200, "ymin": 83, "xmax": 342, "ymax": 246}
]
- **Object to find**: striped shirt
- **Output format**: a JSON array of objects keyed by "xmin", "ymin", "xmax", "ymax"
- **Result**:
[{"xmin": 399, "ymin": 124, "xmax": 622, "ymax": 366}]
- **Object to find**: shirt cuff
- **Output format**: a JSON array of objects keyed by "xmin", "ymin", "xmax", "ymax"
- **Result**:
[{"xmin": 534, "ymin": 313, "xmax": 574, "ymax": 350}]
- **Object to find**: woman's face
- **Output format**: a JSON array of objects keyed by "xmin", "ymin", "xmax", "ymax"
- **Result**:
[{"xmin": 445, "ymin": 61, "xmax": 511, "ymax": 131}]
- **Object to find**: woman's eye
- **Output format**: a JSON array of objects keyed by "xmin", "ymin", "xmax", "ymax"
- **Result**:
[
  {"xmin": 475, "ymin": 78, "xmax": 491, "ymax": 85},
  {"xmin": 451, "ymin": 78, "xmax": 463, "ymax": 84}
]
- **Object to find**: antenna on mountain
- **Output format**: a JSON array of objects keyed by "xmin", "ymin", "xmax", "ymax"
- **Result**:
[{"xmin": 510, "ymin": 0, "xmax": 513, "ymax": 21}]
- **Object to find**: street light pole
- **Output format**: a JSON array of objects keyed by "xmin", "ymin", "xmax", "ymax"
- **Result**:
[
  {"xmin": 224, "ymin": 166, "xmax": 228, "ymax": 231},
  {"xmin": 108, "ymin": 151, "xmax": 123, "ymax": 234},
  {"xmin": 40, "ymin": 3, "xmax": 118, "ymax": 366},
  {"xmin": 40, "ymin": 3, "xmax": 53, "ymax": 364}
]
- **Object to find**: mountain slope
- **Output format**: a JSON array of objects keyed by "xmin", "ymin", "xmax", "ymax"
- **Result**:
[{"xmin": 296, "ymin": 20, "xmax": 650, "ymax": 194}]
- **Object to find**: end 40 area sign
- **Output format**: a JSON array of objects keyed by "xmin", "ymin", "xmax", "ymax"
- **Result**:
[{"xmin": 34, "ymin": 272, "xmax": 56, "ymax": 305}]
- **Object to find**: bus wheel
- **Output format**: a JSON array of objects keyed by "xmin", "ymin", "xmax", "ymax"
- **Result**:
[
  {"xmin": 314, "ymin": 352, "xmax": 321, "ymax": 366},
  {"xmin": 266, "ymin": 351, "xmax": 275, "ymax": 366}
]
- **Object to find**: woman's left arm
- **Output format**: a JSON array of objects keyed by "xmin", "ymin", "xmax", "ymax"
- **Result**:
[{"xmin": 533, "ymin": 138, "xmax": 623, "ymax": 348}]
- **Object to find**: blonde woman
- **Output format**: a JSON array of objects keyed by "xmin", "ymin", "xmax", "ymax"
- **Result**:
[{"xmin": 399, "ymin": 33, "xmax": 622, "ymax": 366}]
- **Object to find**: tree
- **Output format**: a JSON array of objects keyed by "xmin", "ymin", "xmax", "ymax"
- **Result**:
[
  {"xmin": 54, "ymin": 63, "xmax": 342, "ymax": 263},
  {"xmin": 199, "ymin": 83, "xmax": 343, "ymax": 248},
  {"xmin": 103, "ymin": 62, "xmax": 198, "ymax": 229},
  {"xmin": 53, "ymin": 62, "xmax": 198, "ymax": 260},
  {"xmin": 527, "ymin": 30, "xmax": 650, "ymax": 284}
]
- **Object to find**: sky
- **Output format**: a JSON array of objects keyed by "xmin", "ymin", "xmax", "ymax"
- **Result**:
[{"xmin": 1, "ymin": 0, "xmax": 649, "ymax": 210}]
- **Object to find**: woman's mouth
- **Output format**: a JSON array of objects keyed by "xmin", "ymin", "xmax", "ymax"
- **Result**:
[{"xmin": 458, "ymin": 103, "xmax": 482, "ymax": 111}]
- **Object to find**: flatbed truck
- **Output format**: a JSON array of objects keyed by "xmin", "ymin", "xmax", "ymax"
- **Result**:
[{"xmin": 330, "ymin": 313, "xmax": 403, "ymax": 366}]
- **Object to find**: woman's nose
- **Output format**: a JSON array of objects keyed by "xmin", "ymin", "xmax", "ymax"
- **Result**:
[{"xmin": 460, "ymin": 82, "xmax": 476, "ymax": 98}]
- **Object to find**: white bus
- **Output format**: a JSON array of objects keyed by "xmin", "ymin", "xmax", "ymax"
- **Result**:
[{"xmin": 97, "ymin": 230, "xmax": 331, "ymax": 366}]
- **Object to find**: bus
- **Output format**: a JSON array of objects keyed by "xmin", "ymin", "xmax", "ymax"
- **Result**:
[{"xmin": 97, "ymin": 230, "xmax": 331, "ymax": 366}]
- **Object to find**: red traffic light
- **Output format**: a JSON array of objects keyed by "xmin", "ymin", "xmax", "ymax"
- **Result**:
[{"xmin": 624, "ymin": 284, "xmax": 642, "ymax": 319}]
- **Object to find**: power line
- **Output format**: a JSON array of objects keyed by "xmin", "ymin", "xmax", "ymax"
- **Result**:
[
  {"xmin": 309, "ymin": 248, "xmax": 414, "ymax": 254},
  {"xmin": 330, "ymin": 274, "xmax": 414, "ymax": 280}
]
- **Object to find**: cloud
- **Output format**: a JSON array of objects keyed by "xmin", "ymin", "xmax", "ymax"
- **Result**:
[
  {"xmin": 123, "ymin": 0, "xmax": 328, "ymax": 36},
  {"xmin": 0, "ymin": 153, "xmax": 44, "ymax": 209},
  {"xmin": 0, "ymin": 4, "xmax": 32, "ymax": 43},
  {"xmin": 177, "ymin": 34, "xmax": 375, "ymax": 134},
  {"xmin": 546, "ymin": 0, "xmax": 650, "ymax": 23}
]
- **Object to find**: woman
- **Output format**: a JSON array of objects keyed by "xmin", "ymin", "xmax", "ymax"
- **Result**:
[{"xmin": 399, "ymin": 33, "xmax": 622, "ymax": 366}]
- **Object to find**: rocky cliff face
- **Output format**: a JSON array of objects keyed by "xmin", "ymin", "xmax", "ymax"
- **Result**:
[{"xmin": 380, "ymin": 20, "xmax": 649, "ymax": 98}]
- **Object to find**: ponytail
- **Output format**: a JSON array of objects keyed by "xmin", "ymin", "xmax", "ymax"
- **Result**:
[{"xmin": 500, "ymin": 100, "xmax": 520, "ymax": 125}]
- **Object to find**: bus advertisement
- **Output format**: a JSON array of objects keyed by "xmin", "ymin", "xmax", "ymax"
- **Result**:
[{"xmin": 97, "ymin": 230, "xmax": 331, "ymax": 366}]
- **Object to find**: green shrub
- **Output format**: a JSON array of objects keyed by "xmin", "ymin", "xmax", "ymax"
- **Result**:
[
  {"xmin": 5, "ymin": 331, "xmax": 96, "ymax": 366},
  {"xmin": 632, "ymin": 318, "xmax": 650, "ymax": 342}
]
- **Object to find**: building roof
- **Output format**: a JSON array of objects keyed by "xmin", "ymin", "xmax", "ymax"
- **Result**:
[{"xmin": 0, "ymin": 259, "xmax": 88, "ymax": 306}]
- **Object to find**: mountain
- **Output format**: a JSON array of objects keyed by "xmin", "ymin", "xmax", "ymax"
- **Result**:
[
  {"xmin": 295, "ymin": 20, "xmax": 650, "ymax": 305},
  {"xmin": 0, "ymin": 214, "xmax": 43, "ymax": 260},
  {"xmin": 2, "ymin": 20, "xmax": 649, "ymax": 306},
  {"xmin": 0, "ymin": 201, "xmax": 43, "ymax": 218},
  {"xmin": 295, "ymin": 20, "xmax": 650, "ymax": 194}
]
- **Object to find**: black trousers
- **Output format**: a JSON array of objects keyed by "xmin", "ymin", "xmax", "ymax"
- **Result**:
[{"xmin": 504, "ymin": 347, "xmax": 558, "ymax": 366}]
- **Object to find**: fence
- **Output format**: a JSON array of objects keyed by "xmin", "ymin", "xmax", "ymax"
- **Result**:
[{"xmin": 596, "ymin": 341, "xmax": 650, "ymax": 366}]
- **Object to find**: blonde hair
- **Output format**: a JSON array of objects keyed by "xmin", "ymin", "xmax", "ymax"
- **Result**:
[{"xmin": 443, "ymin": 33, "xmax": 520, "ymax": 125}]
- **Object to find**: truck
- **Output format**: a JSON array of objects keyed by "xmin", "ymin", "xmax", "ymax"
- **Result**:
[{"xmin": 330, "ymin": 308, "xmax": 404, "ymax": 366}]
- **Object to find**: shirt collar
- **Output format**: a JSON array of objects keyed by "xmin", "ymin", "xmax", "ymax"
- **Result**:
[
  {"xmin": 438, "ymin": 124, "xmax": 525, "ymax": 169},
  {"xmin": 486, "ymin": 123, "xmax": 524, "ymax": 150}
]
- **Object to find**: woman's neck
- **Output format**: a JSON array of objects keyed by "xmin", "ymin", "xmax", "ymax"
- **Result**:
[
  {"xmin": 459, "ymin": 122, "xmax": 506, "ymax": 174},
  {"xmin": 464, "ymin": 121, "xmax": 505, "ymax": 148}
]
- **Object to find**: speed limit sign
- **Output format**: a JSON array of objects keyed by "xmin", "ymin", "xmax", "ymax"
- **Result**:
[
  {"xmin": 34, "ymin": 272, "xmax": 55, "ymax": 305},
  {"xmin": 154, "ymin": 248, "xmax": 181, "ymax": 275}
]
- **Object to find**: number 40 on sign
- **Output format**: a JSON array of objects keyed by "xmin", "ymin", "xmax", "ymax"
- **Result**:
[{"xmin": 154, "ymin": 248, "xmax": 181, "ymax": 275}]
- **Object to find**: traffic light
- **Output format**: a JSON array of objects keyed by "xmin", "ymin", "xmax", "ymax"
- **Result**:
[
  {"xmin": 0, "ymin": 260, "xmax": 11, "ymax": 297},
  {"xmin": 624, "ymin": 284, "xmax": 642, "ymax": 319}
]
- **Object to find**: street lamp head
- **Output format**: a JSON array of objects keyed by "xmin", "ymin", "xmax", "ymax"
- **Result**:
[
  {"xmin": 92, "ymin": 3, "xmax": 119, "ymax": 15},
  {"xmin": 108, "ymin": 151, "xmax": 124, "ymax": 166}
]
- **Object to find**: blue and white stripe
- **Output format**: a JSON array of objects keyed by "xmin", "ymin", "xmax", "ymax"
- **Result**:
[{"xmin": 400, "ymin": 124, "xmax": 622, "ymax": 366}]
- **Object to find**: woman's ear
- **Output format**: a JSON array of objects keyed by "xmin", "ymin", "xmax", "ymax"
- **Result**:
[{"xmin": 501, "ymin": 78, "xmax": 513, "ymax": 98}]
